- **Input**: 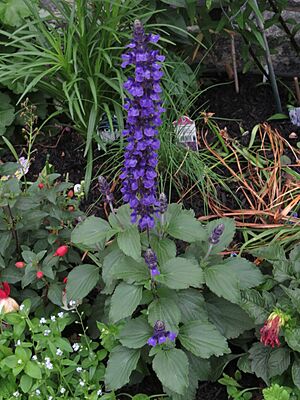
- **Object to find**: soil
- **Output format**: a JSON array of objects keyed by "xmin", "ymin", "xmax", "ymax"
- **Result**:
[{"xmin": 8, "ymin": 74, "xmax": 288, "ymax": 400}]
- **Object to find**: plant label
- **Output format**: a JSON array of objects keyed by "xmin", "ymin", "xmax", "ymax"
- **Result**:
[
  {"xmin": 289, "ymin": 107, "xmax": 300, "ymax": 127},
  {"xmin": 173, "ymin": 116, "xmax": 198, "ymax": 150}
]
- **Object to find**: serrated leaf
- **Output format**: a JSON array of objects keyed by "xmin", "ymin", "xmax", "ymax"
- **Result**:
[
  {"xmin": 105, "ymin": 346, "xmax": 140, "ymax": 390},
  {"xmin": 148, "ymin": 297, "xmax": 181, "ymax": 332},
  {"xmin": 112, "ymin": 255, "xmax": 149, "ymax": 283},
  {"xmin": 177, "ymin": 289, "xmax": 208, "ymax": 323},
  {"xmin": 71, "ymin": 216, "xmax": 111, "ymax": 250},
  {"xmin": 292, "ymin": 358, "xmax": 300, "ymax": 389},
  {"xmin": 157, "ymin": 257, "xmax": 204, "ymax": 289},
  {"xmin": 117, "ymin": 225, "xmax": 141, "ymax": 261},
  {"xmin": 206, "ymin": 294, "xmax": 254, "ymax": 339},
  {"xmin": 179, "ymin": 320, "xmax": 229, "ymax": 358},
  {"xmin": 205, "ymin": 265, "xmax": 240, "ymax": 303},
  {"xmin": 150, "ymin": 237, "xmax": 176, "ymax": 265},
  {"xmin": 285, "ymin": 328, "xmax": 300, "ymax": 352},
  {"xmin": 66, "ymin": 264, "xmax": 99, "ymax": 302},
  {"xmin": 119, "ymin": 316, "xmax": 153, "ymax": 349},
  {"xmin": 109, "ymin": 282, "xmax": 143, "ymax": 323},
  {"xmin": 153, "ymin": 348, "xmax": 189, "ymax": 395},
  {"xmin": 166, "ymin": 207, "xmax": 206, "ymax": 243}
]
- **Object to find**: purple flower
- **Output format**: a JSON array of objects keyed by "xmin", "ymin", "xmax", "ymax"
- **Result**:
[
  {"xmin": 147, "ymin": 320, "xmax": 177, "ymax": 347},
  {"xmin": 120, "ymin": 19, "xmax": 165, "ymax": 230},
  {"xmin": 144, "ymin": 248, "xmax": 160, "ymax": 276},
  {"xmin": 159, "ymin": 193, "xmax": 167, "ymax": 214},
  {"xmin": 209, "ymin": 223, "xmax": 225, "ymax": 245},
  {"xmin": 98, "ymin": 176, "xmax": 114, "ymax": 203}
]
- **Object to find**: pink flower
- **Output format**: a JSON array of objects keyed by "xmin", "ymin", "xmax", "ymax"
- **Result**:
[
  {"xmin": 260, "ymin": 310, "xmax": 288, "ymax": 348},
  {"xmin": 15, "ymin": 261, "xmax": 25, "ymax": 269},
  {"xmin": 54, "ymin": 245, "xmax": 69, "ymax": 257},
  {"xmin": 36, "ymin": 271, "xmax": 44, "ymax": 279},
  {"xmin": 0, "ymin": 282, "xmax": 19, "ymax": 313}
]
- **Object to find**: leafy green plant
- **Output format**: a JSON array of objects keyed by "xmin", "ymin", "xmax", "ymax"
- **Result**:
[
  {"xmin": 234, "ymin": 243, "xmax": 300, "ymax": 390},
  {"xmin": 71, "ymin": 201, "xmax": 264, "ymax": 398},
  {"xmin": 263, "ymin": 383, "xmax": 300, "ymax": 400},
  {"xmin": 218, "ymin": 370, "xmax": 259, "ymax": 399}
]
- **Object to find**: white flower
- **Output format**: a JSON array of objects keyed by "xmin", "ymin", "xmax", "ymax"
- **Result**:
[
  {"xmin": 74, "ymin": 183, "xmax": 82, "ymax": 195},
  {"xmin": 13, "ymin": 391, "xmax": 20, "ymax": 397},
  {"xmin": 44, "ymin": 329, "xmax": 51, "ymax": 336},
  {"xmin": 14, "ymin": 157, "xmax": 30, "ymax": 180},
  {"xmin": 17, "ymin": 359, "xmax": 22, "ymax": 365},
  {"xmin": 79, "ymin": 380, "xmax": 85, "ymax": 387},
  {"xmin": 60, "ymin": 387, "xmax": 66, "ymax": 394},
  {"xmin": 72, "ymin": 343, "xmax": 80, "ymax": 352},
  {"xmin": 58, "ymin": 311, "xmax": 64, "ymax": 318},
  {"xmin": 48, "ymin": 397, "xmax": 53, "ymax": 400},
  {"xmin": 16, "ymin": 340, "xmax": 21, "ymax": 346},
  {"xmin": 35, "ymin": 389, "xmax": 41, "ymax": 395},
  {"xmin": 32, "ymin": 355, "xmax": 37, "ymax": 360},
  {"xmin": 97, "ymin": 389, "xmax": 103, "ymax": 396},
  {"xmin": 56, "ymin": 348, "xmax": 63, "ymax": 356},
  {"xmin": 50, "ymin": 315, "xmax": 56, "ymax": 322},
  {"xmin": 44, "ymin": 357, "xmax": 53, "ymax": 370},
  {"xmin": 69, "ymin": 300, "xmax": 76, "ymax": 307},
  {"xmin": 40, "ymin": 317, "xmax": 47, "ymax": 324},
  {"xmin": 19, "ymin": 304, "xmax": 25, "ymax": 311},
  {"xmin": 76, "ymin": 367, "xmax": 82, "ymax": 373}
]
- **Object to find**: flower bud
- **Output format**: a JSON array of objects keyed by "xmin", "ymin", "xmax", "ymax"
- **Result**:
[
  {"xmin": 159, "ymin": 193, "xmax": 168, "ymax": 214},
  {"xmin": 54, "ymin": 245, "xmax": 69, "ymax": 257},
  {"xmin": 68, "ymin": 205, "xmax": 75, "ymax": 212},
  {"xmin": 15, "ymin": 261, "xmax": 26, "ymax": 269},
  {"xmin": 209, "ymin": 223, "xmax": 225, "ymax": 245},
  {"xmin": 38, "ymin": 183, "xmax": 44, "ymax": 189},
  {"xmin": 98, "ymin": 176, "xmax": 114, "ymax": 203},
  {"xmin": 67, "ymin": 190, "xmax": 74, "ymax": 198},
  {"xmin": 36, "ymin": 271, "xmax": 44, "ymax": 279}
]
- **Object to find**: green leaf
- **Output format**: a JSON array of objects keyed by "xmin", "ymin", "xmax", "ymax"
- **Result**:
[
  {"xmin": 150, "ymin": 237, "xmax": 176, "ymax": 265},
  {"xmin": 47, "ymin": 283, "xmax": 63, "ymax": 306},
  {"xmin": 20, "ymin": 374, "xmax": 32, "ymax": 393},
  {"xmin": 71, "ymin": 216, "xmax": 111, "ymax": 250},
  {"xmin": 205, "ymin": 258, "xmax": 263, "ymax": 303},
  {"xmin": 153, "ymin": 348, "xmax": 189, "ymax": 395},
  {"xmin": 206, "ymin": 218, "xmax": 236, "ymax": 253},
  {"xmin": 132, "ymin": 395, "xmax": 150, "ymax": 400},
  {"xmin": 108, "ymin": 204, "xmax": 132, "ymax": 229},
  {"xmin": 109, "ymin": 282, "xmax": 143, "ymax": 323},
  {"xmin": 165, "ymin": 204, "xmax": 206, "ymax": 243},
  {"xmin": 292, "ymin": 358, "xmax": 300, "ymax": 389},
  {"xmin": 148, "ymin": 297, "xmax": 181, "ymax": 332},
  {"xmin": 267, "ymin": 113, "xmax": 288, "ymax": 121},
  {"xmin": 112, "ymin": 255, "xmax": 149, "ymax": 283},
  {"xmin": 0, "ymin": 0, "xmax": 36, "ymax": 26},
  {"xmin": 66, "ymin": 264, "xmax": 99, "ymax": 302},
  {"xmin": 179, "ymin": 320, "xmax": 229, "ymax": 358},
  {"xmin": 105, "ymin": 346, "xmax": 140, "ymax": 390},
  {"xmin": 206, "ymin": 294, "xmax": 254, "ymax": 339},
  {"xmin": 2, "ymin": 355, "xmax": 18, "ymax": 368},
  {"xmin": 285, "ymin": 328, "xmax": 300, "ymax": 352},
  {"xmin": 249, "ymin": 343, "xmax": 290, "ymax": 384},
  {"xmin": 24, "ymin": 361, "xmax": 42, "ymax": 379},
  {"xmin": 157, "ymin": 257, "xmax": 204, "ymax": 289},
  {"xmin": 176, "ymin": 289, "xmax": 208, "ymax": 324},
  {"xmin": 119, "ymin": 316, "xmax": 153, "ymax": 349},
  {"xmin": 117, "ymin": 225, "xmax": 141, "ymax": 261}
]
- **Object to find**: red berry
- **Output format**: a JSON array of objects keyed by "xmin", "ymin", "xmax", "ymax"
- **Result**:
[
  {"xmin": 67, "ymin": 190, "xmax": 74, "ymax": 198},
  {"xmin": 54, "ymin": 245, "xmax": 69, "ymax": 257},
  {"xmin": 36, "ymin": 271, "xmax": 44, "ymax": 279},
  {"xmin": 38, "ymin": 183, "xmax": 44, "ymax": 189},
  {"xmin": 15, "ymin": 261, "xmax": 25, "ymax": 269}
]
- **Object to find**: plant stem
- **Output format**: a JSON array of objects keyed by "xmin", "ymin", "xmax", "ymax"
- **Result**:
[
  {"xmin": 252, "ymin": 0, "xmax": 282, "ymax": 113},
  {"xmin": 6, "ymin": 205, "xmax": 20, "ymax": 254},
  {"xmin": 231, "ymin": 34, "xmax": 239, "ymax": 94}
]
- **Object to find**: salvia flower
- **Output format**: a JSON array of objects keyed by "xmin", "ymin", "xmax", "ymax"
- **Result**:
[
  {"xmin": 159, "ymin": 193, "xmax": 168, "ymax": 214},
  {"xmin": 98, "ymin": 176, "xmax": 114, "ymax": 203},
  {"xmin": 120, "ymin": 20, "xmax": 165, "ymax": 230},
  {"xmin": 147, "ymin": 320, "xmax": 177, "ymax": 347},
  {"xmin": 54, "ymin": 245, "xmax": 69, "ymax": 257},
  {"xmin": 0, "ymin": 282, "xmax": 19, "ymax": 314},
  {"xmin": 209, "ymin": 223, "xmax": 225, "ymax": 245},
  {"xmin": 144, "ymin": 248, "xmax": 160, "ymax": 276},
  {"xmin": 260, "ymin": 310, "xmax": 289, "ymax": 348}
]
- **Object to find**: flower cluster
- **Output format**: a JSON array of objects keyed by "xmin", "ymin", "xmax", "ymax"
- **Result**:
[
  {"xmin": 260, "ymin": 310, "xmax": 289, "ymax": 348},
  {"xmin": 147, "ymin": 320, "xmax": 177, "ymax": 347},
  {"xmin": 0, "ymin": 281, "xmax": 19, "ymax": 313},
  {"xmin": 120, "ymin": 20, "xmax": 165, "ymax": 230},
  {"xmin": 144, "ymin": 248, "xmax": 160, "ymax": 276},
  {"xmin": 209, "ymin": 223, "xmax": 225, "ymax": 245}
]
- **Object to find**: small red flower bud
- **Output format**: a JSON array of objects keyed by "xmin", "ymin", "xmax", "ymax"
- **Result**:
[
  {"xmin": 54, "ymin": 245, "xmax": 69, "ymax": 257},
  {"xmin": 15, "ymin": 261, "xmax": 26, "ymax": 269},
  {"xmin": 68, "ymin": 205, "xmax": 75, "ymax": 212},
  {"xmin": 38, "ymin": 183, "xmax": 44, "ymax": 189},
  {"xmin": 67, "ymin": 190, "xmax": 74, "ymax": 198},
  {"xmin": 36, "ymin": 271, "xmax": 44, "ymax": 279},
  {"xmin": 63, "ymin": 277, "xmax": 68, "ymax": 284}
]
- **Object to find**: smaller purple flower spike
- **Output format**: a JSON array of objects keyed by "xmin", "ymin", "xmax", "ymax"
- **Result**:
[
  {"xmin": 98, "ymin": 176, "xmax": 114, "ymax": 203},
  {"xmin": 144, "ymin": 248, "xmax": 160, "ymax": 276},
  {"xmin": 209, "ymin": 223, "xmax": 225, "ymax": 245},
  {"xmin": 158, "ymin": 193, "xmax": 168, "ymax": 214},
  {"xmin": 147, "ymin": 320, "xmax": 177, "ymax": 347}
]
